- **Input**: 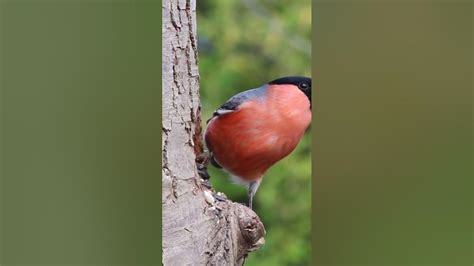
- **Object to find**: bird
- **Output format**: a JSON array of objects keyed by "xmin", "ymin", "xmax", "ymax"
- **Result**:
[{"xmin": 201, "ymin": 76, "xmax": 311, "ymax": 209}]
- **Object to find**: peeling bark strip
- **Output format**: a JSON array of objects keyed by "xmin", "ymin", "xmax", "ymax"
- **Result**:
[{"xmin": 162, "ymin": 0, "xmax": 265, "ymax": 265}]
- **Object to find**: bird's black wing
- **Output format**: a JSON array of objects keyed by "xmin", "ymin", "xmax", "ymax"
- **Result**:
[
  {"xmin": 206, "ymin": 86, "xmax": 266, "ymax": 124},
  {"xmin": 206, "ymin": 97, "xmax": 243, "ymax": 124}
]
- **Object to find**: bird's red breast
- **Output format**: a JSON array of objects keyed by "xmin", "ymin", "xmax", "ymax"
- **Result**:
[{"xmin": 205, "ymin": 84, "xmax": 311, "ymax": 182}]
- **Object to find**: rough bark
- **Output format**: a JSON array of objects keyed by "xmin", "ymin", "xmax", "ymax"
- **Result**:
[{"xmin": 162, "ymin": 0, "xmax": 265, "ymax": 265}]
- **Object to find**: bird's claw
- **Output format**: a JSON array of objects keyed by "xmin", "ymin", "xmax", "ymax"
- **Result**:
[
  {"xmin": 196, "ymin": 152, "xmax": 212, "ymax": 179},
  {"xmin": 197, "ymin": 162, "xmax": 211, "ymax": 179}
]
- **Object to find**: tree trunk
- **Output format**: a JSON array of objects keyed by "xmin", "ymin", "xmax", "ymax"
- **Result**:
[{"xmin": 162, "ymin": 0, "xmax": 265, "ymax": 265}]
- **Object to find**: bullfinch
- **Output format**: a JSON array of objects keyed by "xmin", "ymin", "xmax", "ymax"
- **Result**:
[{"xmin": 202, "ymin": 76, "xmax": 312, "ymax": 209}]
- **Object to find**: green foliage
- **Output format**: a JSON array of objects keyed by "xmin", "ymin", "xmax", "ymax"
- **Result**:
[{"xmin": 197, "ymin": 1, "xmax": 311, "ymax": 265}]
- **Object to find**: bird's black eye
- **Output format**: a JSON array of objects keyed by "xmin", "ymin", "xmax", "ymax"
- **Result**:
[{"xmin": 299, "ymin": 82, "xmax": 309, "ymax": 90}]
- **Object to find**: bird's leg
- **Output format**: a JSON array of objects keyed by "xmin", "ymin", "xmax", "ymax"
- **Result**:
[
  {"xmin": 196, "ymin": 152, "xmax": 211, "ymax": 180},
  {"xmin": 247, "ymin": 179, "xmax": 262, "ymax": 210},
  {"xmin": 248, "ymin": 189, "xmax": 253, "ymax": 209}
]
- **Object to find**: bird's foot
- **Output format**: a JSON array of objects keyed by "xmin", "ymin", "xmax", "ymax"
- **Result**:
[
  {"xmin": 196, "ymin": 152, "xmax": 211, "ymax": 180},
  {"xmin": 197, "ymin": 164, "xmax": 210, "ymax": 179}
]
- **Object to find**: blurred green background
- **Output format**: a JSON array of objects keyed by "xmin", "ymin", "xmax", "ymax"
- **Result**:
[
  {"xmin": 197, "ymin": 1, "xmax": 312, "ymax": 265},
  {"xmin": 1, "ymin": 1, "xmax": 162, "ymax": 264},
  {"xmin": 313, "ymin": 2, "xmax": 472, "ymax": 265}
]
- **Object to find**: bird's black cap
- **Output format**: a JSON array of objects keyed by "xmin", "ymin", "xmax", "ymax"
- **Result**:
[{"xmin": 269, "ymin": 76, "xmax": 311, "ymax": 105}]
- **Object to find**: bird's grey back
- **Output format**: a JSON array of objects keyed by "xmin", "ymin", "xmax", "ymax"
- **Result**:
[{"xmin": 211, "ymin": 85, "xmax": 268, "ymax": 118}]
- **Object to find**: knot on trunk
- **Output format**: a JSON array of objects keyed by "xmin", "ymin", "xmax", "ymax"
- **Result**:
[{"xmin": 235, "ymin": 204, "xmax": 266, "ymax": 252}]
